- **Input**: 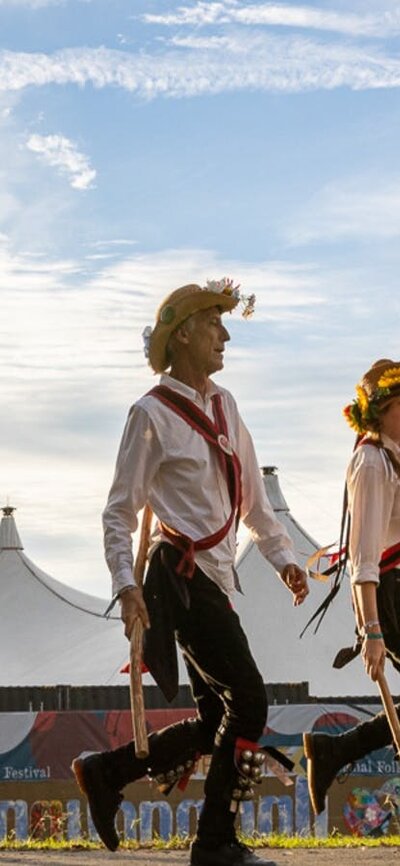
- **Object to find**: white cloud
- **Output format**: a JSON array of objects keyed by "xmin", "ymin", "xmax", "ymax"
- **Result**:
[
  {"xmin": 285, "ymin": 177, "xmax": 400, "ymax": 244},
  {"xmin": 89, "ymin": 239, "xmax": 138, "ymax": 248},
  {"xmin": 0, "ymin": 39, "xmax": 400, "ymax": 100},
  {"xmin": 142, "ymin": 1, "xmax": 400, "ymax": 38},
  {"xmin": 25, "ymin": 133, "xmax": 96, "ymax": 190},
  {"xmin": 168, "ymin": 34, "xmax": 235, "ymax": 50}
]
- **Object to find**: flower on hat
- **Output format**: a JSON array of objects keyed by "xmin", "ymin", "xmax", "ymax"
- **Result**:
[
  {"xmin": 204, "ymin": 277, "xmax": 240, "ymax": 297},
  {"xmin": 377, "ymin": 366, "xmax": 400, "ymax": 392},
  {"xmin": 343, "ymin": 401, "xmax": 364, "ymax": 435},
  {"xmin": 142, "ymin": 277, "xmax": 255, "ymax": 360},
  {"xmin": 204, "ymin": 278, "xmax": 256, "ymax": 320},
  {"xmin": 142, "ymin": 325, "xmax": 152, "ymax": 359},
  {"xmin": 355, "ymin": 384, "xmax": 369, "ymax": 416}
]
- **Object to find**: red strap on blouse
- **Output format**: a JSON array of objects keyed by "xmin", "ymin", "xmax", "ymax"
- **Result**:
[{"xmin": 147, "ymin": 384, "xmax": 242, "ymax": 578}]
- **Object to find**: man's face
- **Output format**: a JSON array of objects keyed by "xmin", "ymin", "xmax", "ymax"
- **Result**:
[{"xmin": 184, "ymin": 306, "xmax": 231, "ymax": 376}]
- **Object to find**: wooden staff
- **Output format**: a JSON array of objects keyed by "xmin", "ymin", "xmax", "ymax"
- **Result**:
[
  {"xmin": 377, "ymin": 670, "xmax": 400, "ymax": 757},
  {"xmin": 130, "ymin": 503, "xmax": 153, "ymax": 758}
]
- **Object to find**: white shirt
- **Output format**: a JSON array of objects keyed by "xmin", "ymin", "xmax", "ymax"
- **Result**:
[
  {"xmin": 347, "ymin": 433, "xmax": 400, "ymax": 585},
  {"xmin": 103, "ymin": 374, "xmax": 296, "ymax": 598}
]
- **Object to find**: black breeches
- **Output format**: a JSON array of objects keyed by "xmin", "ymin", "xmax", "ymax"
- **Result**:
[
  {"xmin": 377, "ymin": 567, "xmax": 400, "ymax": 672},
  {"xmin": 157, "ymin": 543, "xmax": 268, "ymax": 745},
  {"xmin": 104, "ymin": 545, "xmax": 267, "ymax": 846}
]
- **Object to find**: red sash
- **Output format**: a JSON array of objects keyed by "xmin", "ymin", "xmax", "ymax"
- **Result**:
[{"xmin": 147, "ymin": 384, "xmax": 242, "ymax": 578}]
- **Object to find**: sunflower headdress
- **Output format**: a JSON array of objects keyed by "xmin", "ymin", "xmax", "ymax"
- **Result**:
[{"xmin": 343, "ymin": 359, "xmax": 400, "ymax": 435}]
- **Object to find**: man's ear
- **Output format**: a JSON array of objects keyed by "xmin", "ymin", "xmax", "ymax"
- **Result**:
[{"xmin": 173, "ymin": 322, "xmax": 191, "ymax": 346}]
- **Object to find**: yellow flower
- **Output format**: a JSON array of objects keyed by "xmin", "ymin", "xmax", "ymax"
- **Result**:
[
  {"xmin": 355, "ymin": 385, "xmax": 369, "ymax": 417},
  {"xmin": 343, "ymin": 402, "xmax": 365, "ymax": 434},
  {"xmin": 377, "ymin": 367, "xmax": 400, "ymax": 390}
]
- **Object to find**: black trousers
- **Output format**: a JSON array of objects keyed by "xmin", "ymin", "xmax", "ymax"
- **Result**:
[
  {"xmin": 103, "ymin": 544, "xmax": 267, "ymax": 846},
  {"xmin": 377, "ymin": 567, "xmax": 400, "ymax": 672}
]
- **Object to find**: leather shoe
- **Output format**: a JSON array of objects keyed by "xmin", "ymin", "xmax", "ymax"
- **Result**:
[
  {"xmin": 71, "ymin": 752, "xmax": 123, "ymax": 851},
  {"xmin": 190, "ymin": 839, "xmax": 276, "ymax": 865}
]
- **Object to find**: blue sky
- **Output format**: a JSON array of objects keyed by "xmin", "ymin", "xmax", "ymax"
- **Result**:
[{"xmin": 1, "ymin": 0, "xmax": 400, "ymax": 598}]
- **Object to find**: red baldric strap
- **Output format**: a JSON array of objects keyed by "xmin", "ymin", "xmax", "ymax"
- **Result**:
[
  {"xmin": 379, "ymin": 541, "xmax": 400, "ymax": 575},
  {"xmin": 147, "ymin": 384, "xmax": 242, "ymax": 578}
]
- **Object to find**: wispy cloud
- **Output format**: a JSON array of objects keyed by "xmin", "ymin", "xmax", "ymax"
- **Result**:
[
  {"xmin": 285, "ymin": 177, "xmax": 400, "ymax": 244},
  {"xmin": 25, "ymin": 133, "xmax": 96, "ymax": 190},
  {"xmin": 0, "ymin": 39, "xmax": 400, "ymax": 100},
  {"xmin": 142, "ymin": 1, "xmax": 400, "ymax": 39},
  {"xmin": 0, "ymin": 0, "xmax": 87, "ymax": 6},
  {"xmin": 89, "ymin": 239, "xmax": 138, "ymax": 248}
]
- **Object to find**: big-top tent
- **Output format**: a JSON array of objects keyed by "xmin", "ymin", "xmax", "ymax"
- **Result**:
[
  {"xmin": 0, "ymin": 472, "xmax": 396, "ymax": 696},
  {"xmin": 0, "ymin": 506, "xmax": 129, "ymax": 686}
]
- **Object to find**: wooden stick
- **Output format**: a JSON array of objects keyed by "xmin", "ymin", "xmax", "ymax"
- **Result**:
[
  {"xmin": 377, "ymin": 670, "xmax": 400, "ymax": 757},
  {"xmin": 130, "ymin": 504, "xmax": 153, "ymax": 759}
]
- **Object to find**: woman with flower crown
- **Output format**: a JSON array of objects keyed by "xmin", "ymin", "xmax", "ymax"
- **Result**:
[
  {"xmin": 71, "ymin": 278, "xmax": 308, "ymax": 866},
  {"xmin": 303, "ymin": 358, "xmax": 400, "ymax": 817}
]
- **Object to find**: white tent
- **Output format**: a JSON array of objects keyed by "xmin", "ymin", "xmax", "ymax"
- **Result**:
[
  {"xmin": 0, "ymin": 506, "xmax": 129, "ymax": 686},
  {"xmin": 235, "ymin": 467, "xmax": 398, "ymax": 698},
  {"xmin": 1, "ymin": 472, "xmax": 397, "ymax": 697}
]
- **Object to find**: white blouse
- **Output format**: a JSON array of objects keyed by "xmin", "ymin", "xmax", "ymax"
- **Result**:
[
  {"xmin": 103, "ymin": 374, "xmax": 295, "ymax": 598},
  {"xmin": 347, "ymin": 433, "xmax": 400, "ymax": 585}
]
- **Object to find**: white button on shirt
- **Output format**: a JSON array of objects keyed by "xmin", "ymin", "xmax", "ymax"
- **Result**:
[
  {"xmin": 103, "ymin": 374, "xmax": 296, "ymax": 598},
  {"xmin": 347, "ymin": 433, "xmax": 400, "ymax": 585}
]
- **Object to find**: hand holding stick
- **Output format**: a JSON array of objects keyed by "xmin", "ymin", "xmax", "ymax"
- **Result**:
[
  {"xmin": 130, "ymin": 504, "xmax": 153, "ymax": 758},
  {"xmin": 352, "ymin": 587, "xmax": 400, "ymax": 755}
]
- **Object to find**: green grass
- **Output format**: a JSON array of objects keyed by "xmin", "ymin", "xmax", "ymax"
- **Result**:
[{"xmin": 2, "ymin": 833, "xmax": 400, "ymax": 851}]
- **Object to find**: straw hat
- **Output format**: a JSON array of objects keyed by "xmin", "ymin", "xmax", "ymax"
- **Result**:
[
  {"xmin": 147, "ymin": 282, "xmax": 239, "ymax": 373},
  {"xmin": 343, "ymin": 358, "xmax": 400, "ymax": 434}
]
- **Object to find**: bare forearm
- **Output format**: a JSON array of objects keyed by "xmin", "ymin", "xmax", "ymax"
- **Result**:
[
  {"xmin": 353, "ymin": 581, "xmax": 385, "ymax": 682},
  {"xmin": 352, "ymin": 581, "xmax": 380, "ymax": 632}
]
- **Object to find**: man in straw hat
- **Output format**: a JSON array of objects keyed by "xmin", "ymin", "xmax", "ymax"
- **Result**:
[
  {"xmin": 304, "ymin": 358, "xmax": 400, "ymax": 817},
  {"xmin": 72, "ymin": 278, "xmax": 308, "ymax": 866}
]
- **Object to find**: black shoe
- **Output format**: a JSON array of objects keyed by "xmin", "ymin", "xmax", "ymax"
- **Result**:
[
  {"xmin": 303, "ymin": 732, "xmax": 345, "ymax": 816},
  {"xmin": 71, "ymin": 752, "xmax": 123, "ymax": 851},
  {"xmin": 190, "ymin": 840, "xmax": 276, "ymax": 866}
]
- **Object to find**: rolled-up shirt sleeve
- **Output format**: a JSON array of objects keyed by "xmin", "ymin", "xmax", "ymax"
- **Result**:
[
  {"xmin": 236, "ymin": 414, "xmax": 296, "ymax": 575},
  {"xmin": 102, "ymin": 405, "xmax": 163, "ymax": 596},
  {"xmin": 348, "ymin": 449, "xmax": 395, "ymax": 585}
]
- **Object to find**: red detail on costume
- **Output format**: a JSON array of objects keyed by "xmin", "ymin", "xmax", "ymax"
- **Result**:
[
  {"xmin": 233, "ymin": 737, "xmax": 262, "ymax": 776},
  {"xmin": 379, "ymin": 541, "xmax": 400, "ymax": 574},
  {"xmin": 119, "ymin": 661, "xmax": 149, "ymax": 674},
  {"xmin": 235, "ymin": 737, "xmax": 260, "ymax": 753},
  {"xmin": 329, "ymin": 547, "xmax": 346, "ymax": 566},
  {"xmin": 147, "ymin": 385, "xmax": 242, "ymax": 578},
  {"xmin": 177, "ymin": 751, "xmax": 201, "ymax": 791}
]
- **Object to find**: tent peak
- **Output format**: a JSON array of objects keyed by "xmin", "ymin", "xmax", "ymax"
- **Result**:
[
  {"xmin": 2, "ymin": 505, "xmax": 16, "ymax": 517},
  {"xmin": 0, "ymin": 506, "xmax": 23, "ymax": 550},
  {"xmin": 262, "ymin": 466, "xmax": 278, "ymax": 476},
  {"xmin": 262, "ymin": 466, "xmax": 289, "ymax": 512}
]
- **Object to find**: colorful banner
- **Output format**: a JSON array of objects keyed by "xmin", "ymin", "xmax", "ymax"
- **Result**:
[{"xmin": 1, "ymin": 704, "xmax": 400, "ymax": 840}]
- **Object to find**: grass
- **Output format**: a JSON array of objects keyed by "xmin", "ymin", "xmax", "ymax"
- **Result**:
[{"xmin": 2, "ymin": 833, "xmax": 400, "ymax": 851}]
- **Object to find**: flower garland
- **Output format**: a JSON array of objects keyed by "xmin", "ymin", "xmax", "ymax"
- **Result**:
[
  {"xmin": 343, "ymin": 367, "xmax": 400, "ymax": 434},
  {"xmin": 204, "ymin": 278, "xmax": 256, "ymax": 319}
]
